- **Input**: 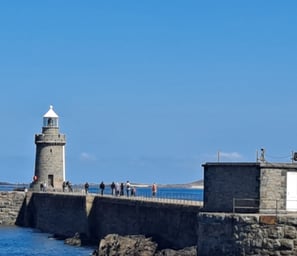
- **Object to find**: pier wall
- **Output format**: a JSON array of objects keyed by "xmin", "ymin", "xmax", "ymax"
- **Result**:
[
  {"xmin": 0, "ymin": 192, "xmax": 26, "ymax": 225},
  {"xmin": 16, "ymin": 192, "xmax": 200, "ymax": 249},
  {"xmin": 198, "ymin": 213, "xmax": 297, "ymax": 256}
]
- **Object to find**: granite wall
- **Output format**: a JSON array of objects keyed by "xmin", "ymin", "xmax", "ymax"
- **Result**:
[
  {"xmin": 0, "ymin": 192, "xmax": 26, "ymax": 225},
  {"xmin": 198, "ymin": 212, "xmax": 297, "ymax": 256},
  {"xmin": 259, "ymin": 165, "xmax": 289, "ymax": 213},
  {"xmin": 88, "ymin": 196, "xmax": 199, "ymax": 249},
  {"xmin": 17, "ymin": 192, "xmax": 200, "ymax": 250}
]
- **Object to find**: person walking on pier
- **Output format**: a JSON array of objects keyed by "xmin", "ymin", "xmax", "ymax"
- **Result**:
[
  {"xmin": 43, "ymin": 182, "xmax": 47, "ymax": 192},
  {"xmin": 152, "ymin": 183, "xmax": 157, "ymax": 197},
  {"xmin": 66, "ymin": 181, "xmax": 73, "ymax": 192},
  {"xmin": 120, "ymin": 182, "xmax": 124, "ymax": 196},
  {"xmin": 99, "ymin": 181, "xmax": 105, "ymax": 195},
  {"xmin": 84, "ymin": 182, "xmax": 89, "ymax": 194},
  {"xmin": 115, "ymin": 182, "xmax": 120, "ymax": 196},
  {"xmin": 111, "ymin": 181, "xmax": 116, "ymax": 195},
  {"xmin": 131, "ymin": 186, "xmax": 136, "ymax": 196},
  {"xmin": 126, "ymin": 181, "xmax": 131, "ymax": 197},
  {"xmin": 62, "ymin": 181, "xmax": 66, "ymax": 192}
]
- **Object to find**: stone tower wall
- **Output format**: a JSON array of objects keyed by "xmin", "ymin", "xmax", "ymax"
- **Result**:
[
  {"xmin": 34, "ymin": 144, "xmax": 65, "ymax": 189},
  {"xmin": 33, "ymin": 129, "xmax": 66, "ymax": 191}
]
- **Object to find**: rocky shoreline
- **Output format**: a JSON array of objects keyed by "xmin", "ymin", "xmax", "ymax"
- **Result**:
[{"xmin": 64, "ymin": 232, "xmax": 197, "ymax": 256}]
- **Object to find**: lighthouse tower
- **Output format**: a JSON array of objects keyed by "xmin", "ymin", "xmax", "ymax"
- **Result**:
[{"xmin": 32, "ymin": 105, "xmax": 66, "ymax": 191}]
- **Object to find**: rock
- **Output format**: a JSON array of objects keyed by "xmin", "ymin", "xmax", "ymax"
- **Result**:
[
  {"xmin": 98, "ymin": 234, "xmax": 197, "ymax": 256},
  {"xmin": 155, "ymin": 246, "xmax": 197, "ymax": 256},
  {"xmin": 92, "ymin": 249, "xmax": 99, "ymax": 256},
  {"xmin": 64, "ymin": 232, "xmax": 90, "ymax": 246},
  {"xmin": 98, "ymin": 234, "xmax": 158, "ymax": 256}
]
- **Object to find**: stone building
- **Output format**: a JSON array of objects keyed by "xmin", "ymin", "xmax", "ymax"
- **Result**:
[
  {"xmin": 202, "ymin": 162, "xmax": 297, "ymax": 213},
  {"xmin": 31, "ymin": 105, "xmax": 66, "ymax": 191}
]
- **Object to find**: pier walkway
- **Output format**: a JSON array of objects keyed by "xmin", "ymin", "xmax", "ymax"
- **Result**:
[
  {"xmin": 38, "ymin": 189, "xmax": 203, "ymax": 207},
  {"xmin": 88, "ymin": 192, "xmax": 204, "ymax": 206}
]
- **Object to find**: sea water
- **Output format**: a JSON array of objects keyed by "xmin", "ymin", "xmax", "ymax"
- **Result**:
[{"xmin": 0, "ymin": 226, "xmax": 94, "ymax": 256}]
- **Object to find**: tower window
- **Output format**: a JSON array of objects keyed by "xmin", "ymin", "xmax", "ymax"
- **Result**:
[
  {"xmin": 48, "ymin": 118, "xmax": 53, "ymax": 126},
  {"xmin": 43, "ymin": 117, "xmax": 58, "ymax": 127}
]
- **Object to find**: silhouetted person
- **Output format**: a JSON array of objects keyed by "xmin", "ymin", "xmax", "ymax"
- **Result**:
[
  {"xmin": 120, "ymin": 182, "xmax": 124, "ymax": 196},
  {"xmin": 84, "ymin": 182, "xmax": 89, "ymax": 194},
  {"xmin": 62, "ymin": 181, "xmax": 66, "ymax": 192},
  {"xmin": 111, "ymin": 182, "xmax": 115, "ymax": 195},
  {"xmin": 66, "ymin": 181, "xmax": 73, "ymax": 192},
  {"xmin": 99, "ymin": 181, "xmax": 105, "ymax": 195}
]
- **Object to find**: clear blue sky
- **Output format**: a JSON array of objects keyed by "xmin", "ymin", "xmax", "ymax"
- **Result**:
[{"xmin": 0, "ymin": 1, "xmax": 296, "ymax": 185}]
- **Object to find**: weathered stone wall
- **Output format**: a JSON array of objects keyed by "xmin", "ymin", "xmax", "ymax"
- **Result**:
[
  {"xmin": 259, "ymin": 164, "xmax": 297, "ymax": 213},
  {"xmin": 260, "ymin": 166, "xmax": 287, "ymax": 212},
  {"xmin": 0, "ymin": 192, "xmax": 26, "ymax": 225},
  {"xmin": 88, "ymin": 196, "xmax": 199, "ymax": 249},
  {"xmin": 20, "ymin": 192, "xmax": 200, "ymax": 249},
  {"xmin": 198, "ymin": 212, "xmax": 297, "ymax": 256},
  {"xmin": 26, "ymin": 193, "xmax": 89, "ymax": 237},
  {"xmin": 33, "ymin": 125, "xmax": 66, "ymax": 191}
]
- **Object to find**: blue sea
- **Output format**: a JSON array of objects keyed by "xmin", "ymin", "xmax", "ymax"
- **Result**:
[
  {"xmin": 0, "ymin": 226, "xmax": 94, "ymax": 256},
  {"xmin": 0, "ymin": 184, "xmax": 203, "ymax": 255}
]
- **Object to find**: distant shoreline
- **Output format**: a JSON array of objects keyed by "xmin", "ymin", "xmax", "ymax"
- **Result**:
[
  {"xmin": 131, "ymin": 184, "xmax": 204, "ymax": 189},
  {"xmin": 190, "ymin": 185, "xmax": 204, "ymax": 189}
]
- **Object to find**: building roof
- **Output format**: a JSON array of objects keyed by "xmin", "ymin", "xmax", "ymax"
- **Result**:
[
  {"xmin": 43, "ymin": 105, "xmax": 59, "ymax": 118},
  {"xmin": 202, "ymin": 162, "xmax": 297, "ymax": 169}
]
